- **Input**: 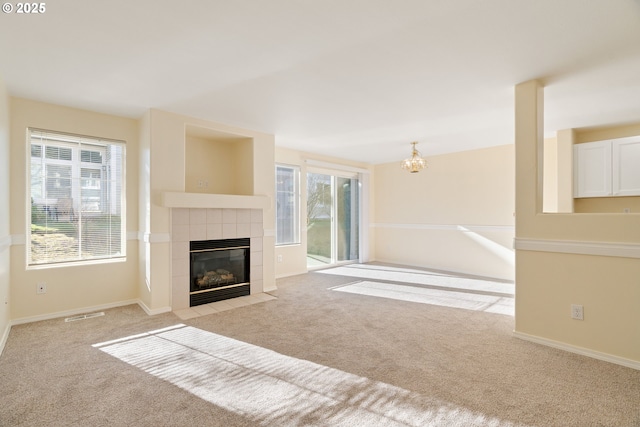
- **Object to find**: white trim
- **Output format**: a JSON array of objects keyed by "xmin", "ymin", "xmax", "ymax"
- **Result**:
[
  {"xmin": 275, "ymin": 270, "xmax": 308, "ymax": 279},
  {"xmin": 304, "ymin": 159, "xmax": 370, "ymax": 174},
  {"xmin": 262, "ymin": 284, "xmax": 278, "ymax": 293},
  {"xmin": 10, "ymin": 234, "xmax": 25, "ymax": 245},
  {"xmin": 372, "ymin": 223, "xmax": 515, "ymax": 233},
  {"xmin": 10, "ymin": 299, "xmax": 140, "ymax": 326},
  {"xmin": 513, "ymin": 331, "xmax": 640, "ymax": 371},
  {"xmin": 143, "ymin": 232, "xmax": 171, "ymax": 243},
  {"xmin": 0, "ymin": 322, "xmax": 10, "ymax": 356},
  {"xmin": 359, "ymin": 172, "xmax": 370, "ymax": 263},
  {"xmin": 0, "ymin": 235, "xmax": 10, "ymax": 252},
  {"xmin": 27, "ymin": 256, "xmax": 126, "ymax": 271},
  {"xmin": 514, "ymin": 238, "xmax": 640, "ymax": 259},
  {"xmin": 137, "ymin": 300, "xmax": 172, "ymax": 316},
  {"xmin": 9, "ymin": 299, "xmax": 174, "ymax": 326}
]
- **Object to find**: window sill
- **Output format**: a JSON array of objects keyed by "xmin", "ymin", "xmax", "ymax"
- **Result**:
[{"xmin": 27, "ymin": 256, "xmax": 127, "ymax": 271}]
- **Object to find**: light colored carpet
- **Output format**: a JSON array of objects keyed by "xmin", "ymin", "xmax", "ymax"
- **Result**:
[
  {"xmin": 331, "ymin": 280, "xmax": 514, "ymax": 315},
  {"xmin": 1, "ymin": 263, "xmax": 639, "ymax": 426}
]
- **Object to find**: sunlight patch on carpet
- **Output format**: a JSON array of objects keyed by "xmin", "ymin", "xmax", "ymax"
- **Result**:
[
  {"xmin": 332, "ymin": 281, "xmax": 514, "ymax": 315},
  {"xmin": 319, "ymin": 264, "xmax": 514, "ymax": 295},
  {"xmin": 94, "ymin": 325, "xmax": 525, "ymax": 427}
]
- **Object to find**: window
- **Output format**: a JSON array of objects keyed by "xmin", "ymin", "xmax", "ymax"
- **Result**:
[
  {"xmin": 28, "ymin": 128, "xmax": 126, "ymax": 267},
  {"xmin": 275, "ymin": 165, "xmax": 300, "ymax": 245}
]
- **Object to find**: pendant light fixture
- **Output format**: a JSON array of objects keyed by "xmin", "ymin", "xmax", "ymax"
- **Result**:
[{"xmin": 401, "ymin": 141, "xmax": 427, "ymax": 173}]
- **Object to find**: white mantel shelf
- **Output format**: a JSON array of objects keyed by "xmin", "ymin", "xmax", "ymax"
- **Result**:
[{"xmin": 161, "ymin": 192, "xmax": 270, "ymax": 210}]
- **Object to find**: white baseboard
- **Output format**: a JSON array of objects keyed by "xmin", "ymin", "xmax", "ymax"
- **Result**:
[
  {"xmin": 10, "ymin": 299, "xmax": 140, "ymax": 326},
  {"xmin": 275, "ymin": 270, "xmax": 308, "ymax": 279},
  {"xmin": 7, "ymin": 299, "xmax": 173, "ymax": 331},
  {"xmin": 137, "ymin": 300, "xmax": 172, "ymax": 316},
  {"xmin": 0, "ymin": 322, "xmax": 11, "ymax": 356},
  {"xmin": 262, "ymin": 285, "xmax": 278, "ymax": 293},
  {"xmin": 513, "ymin": 331, "xmax": 640, "ymax": 371}
]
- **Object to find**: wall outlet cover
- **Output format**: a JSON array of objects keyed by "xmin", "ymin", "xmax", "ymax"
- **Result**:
[{"xmin": 571, "ymin": 304, "xmax": 584, "ymax": 320}]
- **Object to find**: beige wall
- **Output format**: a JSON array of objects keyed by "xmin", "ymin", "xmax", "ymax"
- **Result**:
[
  {"xmin": 185, "ymin": 136, "xmax": 253, "ymax": 195},
  {"xmin": 514, "ymin": 80, "xmax": 640, "ymax": 366},
  {"xmin": 574, "ymin": 196, "xmax": 640, "ymax": 213},
  {"xmin": 8, "ymin": 98, "xmax": 140, "ymax": 321},
  {"xmin": 374, "ymin": 145, "xmax": 515, "ymax": 281},
  {"xmin": 0, "ymin": 76, "xmax": 10, "ymax": 351},
  {"xmin": 543, "ymin": 137, "xmax": 559, "ymax": 213},
  {"xmin": 274, "ymin": 147, "xmax": 374, "ymax": 278},
  {"xmin": 543, "ymin": 131, "xmax": 574, "ymax": 214}
]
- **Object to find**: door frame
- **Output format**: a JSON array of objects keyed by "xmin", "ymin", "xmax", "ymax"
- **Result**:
[{"xmin": 305, "ymin": 164, "xmax": 367, "ymax": 270}]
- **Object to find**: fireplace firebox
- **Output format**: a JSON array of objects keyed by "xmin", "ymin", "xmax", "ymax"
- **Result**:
[{"xmin": 190, "ymin": 238, "xmax": 250, "ymax": 306}]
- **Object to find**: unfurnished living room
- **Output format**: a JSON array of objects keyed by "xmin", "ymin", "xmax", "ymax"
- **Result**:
[{"xmin": 1, "ymin": 1, "xmax": 639, "ymax": 426}]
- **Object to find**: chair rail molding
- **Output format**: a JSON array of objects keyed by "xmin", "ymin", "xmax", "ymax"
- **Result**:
[
  {"xmin": 372, "ymin": 223, "xmax": 514, "ymax": 233},
  {"xmin": 514, "ymin": 237, "xmax": 640, "ymax": 259},
  {"xmin": 0, "ymin": 235, "xmax": 11, "ymax": 252}
]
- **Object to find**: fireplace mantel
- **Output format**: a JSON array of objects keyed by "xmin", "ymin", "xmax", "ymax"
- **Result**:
[{"xmin": 161, "ymin": 192, "xmax": 270, "ymax": 210}]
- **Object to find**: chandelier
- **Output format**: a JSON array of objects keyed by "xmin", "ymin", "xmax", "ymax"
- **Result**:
[{"xmin": 400, "ymin": 141, "xmax": 427, "ymax": 173}]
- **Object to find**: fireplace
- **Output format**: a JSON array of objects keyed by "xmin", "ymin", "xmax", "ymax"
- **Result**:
[
  {"xmin": 169, "ymin": 207, "xmax": 264, "ymax": 311},
  {"xmin": 190, "ymin": 238, "xmax": 250, "ymax": 306}
]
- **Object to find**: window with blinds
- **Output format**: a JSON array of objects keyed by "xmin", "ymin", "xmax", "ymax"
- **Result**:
[
  {"xmin": 28, "ymin": 128, "xmax": 126, "ymax": 267},
  {"xmin": 275, "ymin": 165, "xmax": 300, "ymax": 245}
]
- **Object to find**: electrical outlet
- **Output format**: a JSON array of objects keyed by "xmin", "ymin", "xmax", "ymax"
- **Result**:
[
  {"xmin": 571, "ymin": 304, "xmax": 584, "ymax": 320},
  {"xmin": 277, "ymin": 254, "xmax": 283, "ymax": 263},
  {"xmin": 623, "ymin": 208, "xmax": 630, "ymax": 213},
  {"xmin": 36, "ymin": 282, "xmax": 47, "ymax": 294}
]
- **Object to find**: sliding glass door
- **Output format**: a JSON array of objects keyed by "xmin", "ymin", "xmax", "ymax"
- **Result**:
[
  {"xmin": 336, "ymin": 176, "xmax": 359, "ymax": 262},
  {"xmin": 306, "ymin": 173, "xmax": 332, "ymax": 266},
  {"xmin": 307, "ymin": 171, "xmax": 359, "ymax": 268}
]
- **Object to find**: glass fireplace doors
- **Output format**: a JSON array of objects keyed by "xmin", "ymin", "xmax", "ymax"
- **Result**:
[{"xmin": 190, "ymin": 238, "xmax": 250, "ymax": 306}]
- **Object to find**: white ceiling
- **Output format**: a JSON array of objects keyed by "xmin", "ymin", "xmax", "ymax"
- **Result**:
[{"xmin": 2, "ymin": 0, "xmax": 640, "ymax": 164}]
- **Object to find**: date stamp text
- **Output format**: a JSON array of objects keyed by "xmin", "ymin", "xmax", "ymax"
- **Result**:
[{"xmin": 2, "ymin": 3, "xmax": 46, "ymax": 13}]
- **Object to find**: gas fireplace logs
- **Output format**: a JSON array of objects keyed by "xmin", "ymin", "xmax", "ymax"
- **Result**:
[{"xmin": 196, "ymin": 269, "xmax": 235, "ymax": 287}]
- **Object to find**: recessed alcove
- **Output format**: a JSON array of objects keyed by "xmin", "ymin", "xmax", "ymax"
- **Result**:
[{"xmin": 185, "ymin": 124, "xmax": 253, "ymax": 195}]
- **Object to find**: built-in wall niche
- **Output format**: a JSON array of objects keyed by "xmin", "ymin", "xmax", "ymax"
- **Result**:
[{"xmin": 184, "ymin": 125, "xmax": 254, "ymax": 195}]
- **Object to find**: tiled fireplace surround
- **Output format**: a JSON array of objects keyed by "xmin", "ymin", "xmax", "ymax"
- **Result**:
[{"xmin": 170, "ymin": 207, "xmax": 264, "ymax": 311}]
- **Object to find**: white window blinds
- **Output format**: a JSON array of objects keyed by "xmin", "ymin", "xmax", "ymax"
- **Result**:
[
  {"xmin": 28, "ymin": 128, "xmax": 126, "ymax": 266},
  {"xmin": 275, "ymin": 165, "xmax": 300, "ymax": 245}
]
